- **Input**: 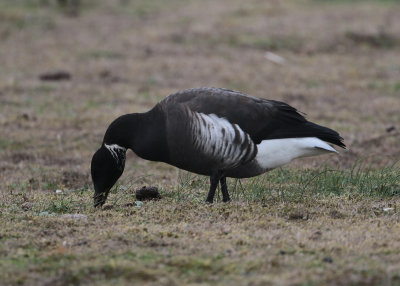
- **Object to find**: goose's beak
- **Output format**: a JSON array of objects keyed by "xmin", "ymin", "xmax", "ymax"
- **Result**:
[{"xmin": 93, "ymin": 189, "xmax": 109, "ymax": 208}]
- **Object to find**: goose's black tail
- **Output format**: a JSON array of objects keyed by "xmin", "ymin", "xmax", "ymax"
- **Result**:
[
  {"xmin": 252, "ymin": 100, "xmax": 346, "ymax": 148},
  {"xmin": 299, "ymin": 122, "xmax": 346, "ymax": 149},
  {"xmin": 255, "ymin": 112, "xmax": 346, "ymax": 148}
]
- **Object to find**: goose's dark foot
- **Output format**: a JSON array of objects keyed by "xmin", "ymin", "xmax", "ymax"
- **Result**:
[
  {"xmin": 205, "ymin": 198, "xmax": 214, "ymax": 204},
  {"xmin": 220, "ymin": 176, "xmax": 230, "ymax": 202}
]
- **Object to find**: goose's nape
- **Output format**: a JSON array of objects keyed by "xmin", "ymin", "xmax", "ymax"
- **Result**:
[{"xmin": 91, "ymin": 145, "xmax": 126, "ymax": 207}]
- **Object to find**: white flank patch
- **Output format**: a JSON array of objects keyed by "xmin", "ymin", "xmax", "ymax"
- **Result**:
[
  {"xmin": 255, "ymin": 137, "xmax": 337, "ymax": 170},
  {"xmin": 191, "ymin": 112, "xmax": 255, "ymax": 168}
]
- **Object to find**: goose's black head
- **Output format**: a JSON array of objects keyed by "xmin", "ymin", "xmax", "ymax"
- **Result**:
[{"xmin": 91, "ymin": 144, "xmax": 126, "ymax": 207}]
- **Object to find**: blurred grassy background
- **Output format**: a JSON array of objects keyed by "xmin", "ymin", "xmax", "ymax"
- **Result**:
[{"xmin": 0, "ymin": 0, "xmax": 400, "ymax": 285}]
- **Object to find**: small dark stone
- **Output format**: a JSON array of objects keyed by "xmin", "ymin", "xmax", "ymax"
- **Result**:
[
  {"xmin": 39, "ymin": 71, "xmax": 71, "ymax": 81},
  {"xmin": 288, "ymin": 209, "xmax": 308, "ymax": 220},
  {"xmin": 21, "ymin": 113, "xmax": 29, "ymax": 120},
  {"xmin": 74, "ymin": 240, "xmax": 88, "ymax": 246},
  {"xmin": 322, "ymin": 256, "xmax": 333, "ymax": 263},
  {"xmin": 99, "ymin": 70, "xmax": 111, "ymax": 78},
  {"xmin": 145, "ymin": 46, "xmax": 153, "ymax": 57},
  {"xmin": 135, "ymin": 186, "xmax": 161, "ymax": 201},
  {"xmin": 98, "ymin": 70, "xmax": 121, "ymax": 83},
  {"xmin": 21, "ymin": 202, "xmax": 32, "ymax": 211},
  {"xmin": 288, "ymin": 213, "xmax": 303, "ymax": 220},
  {"xmin": 279, "ymin": 250, "xmax": 286, "ymax": 255},
  {"xmin": 386, "ymin": 126, "xmax": 395, "ymax": 133},
  {"xmin": 309, "ymin": 230, "xmax": 322, "ymax": 240},
  {"xmin": 329, "ymin": 210, "xmax": 345, "ymax": 219}
]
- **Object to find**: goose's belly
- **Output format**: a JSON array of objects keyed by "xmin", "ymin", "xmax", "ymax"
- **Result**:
[
  {"xmin": 224, "ymin": 161, "xmax": 270, "ymax": 178},
  {"xmin": 226, "ymin": 137, "xmax": 336, "ymax": 178},
  {"xmin": 169, "ymin": 158, "xmax": 222, "ymax": 176}
]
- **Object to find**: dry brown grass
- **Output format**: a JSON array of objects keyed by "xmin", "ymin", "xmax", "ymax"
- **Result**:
[{"xmin": 1, "ymin": 0, "xmax": 400, "ymax": 285}]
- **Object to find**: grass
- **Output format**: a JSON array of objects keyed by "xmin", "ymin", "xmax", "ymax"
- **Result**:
[
  {"xmin": 244, "ymin": 35, "xmax": 305, "ymax": 52},
  {"xmin": 1, "ymin": 0, "xmax": 400, "ymax": 285},
  {"xmin": 79, "ymin": 50, "xmax": 125, "ymax": 60},
  {"xmin": 169, "ymin": 162, "xmax": 400, "ymax": 204},
  {"xmin": 1, "ymin": 164, "xmax": 400, "ymax": 285},
  {"xmin": 314, "ymin": 0, "xmax": 400, "ymax": 3},
  {"xmin": 368, "ymin": 80, "xmax": 400, "ymax": 97},
  {"xmin": 117, "ymin": 0, "xmax": 183, "ymax": 19}
]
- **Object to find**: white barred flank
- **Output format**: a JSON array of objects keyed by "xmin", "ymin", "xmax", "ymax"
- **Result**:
[
  {"xmin": 104, "ymin": 143, "xmax": 126, "ymax": 168},
  {"xmin": 190, "ymin": 112, "xmax": 256, "ymax": 169}
]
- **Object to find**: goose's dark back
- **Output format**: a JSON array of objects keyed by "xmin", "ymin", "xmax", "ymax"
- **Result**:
[{"xmin": 160, "ymin": 87, "xmax": 345, "ymax": 148}]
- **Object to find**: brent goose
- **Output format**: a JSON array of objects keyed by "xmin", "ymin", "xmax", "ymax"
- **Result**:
[{"xmin": 91, "ymin": 87, "xmax": 345, "ymax": 207}]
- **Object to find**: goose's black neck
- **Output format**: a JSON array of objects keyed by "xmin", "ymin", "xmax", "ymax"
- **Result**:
[{"xmin": 103, "ymin": 105, "xmax": 169, "ymax": 163}]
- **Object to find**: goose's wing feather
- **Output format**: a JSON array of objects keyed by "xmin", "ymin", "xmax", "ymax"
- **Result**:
[
  {"xmin": 162, "ymin": 102, "xmax": 257, "ymax": 175},
  {"xmin": 162, "ymin": 87, "xmax": 345, "ymax": 148}
]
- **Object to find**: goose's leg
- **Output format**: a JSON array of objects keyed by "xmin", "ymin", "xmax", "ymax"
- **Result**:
[
  {"xmin": 220, "ymin": 176, "xmax": 230, "ymax": 202},
  {"xmin": 206, "ymin": 171, "xmax": 225, "ymax": 203},
  {"xmin": 206, "ymin": 174, "xmax": 219, "ymax": 203}
]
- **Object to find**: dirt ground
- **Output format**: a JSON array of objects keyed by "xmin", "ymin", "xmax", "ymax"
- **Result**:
[{"xmin": 1, "ymin": 0, "xmax": 400, "ymax": 285}]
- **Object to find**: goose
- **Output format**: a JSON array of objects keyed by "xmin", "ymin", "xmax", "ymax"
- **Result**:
[{"xmin": 91, "ymin": 87, "xmax": 345, "ymax": 207}]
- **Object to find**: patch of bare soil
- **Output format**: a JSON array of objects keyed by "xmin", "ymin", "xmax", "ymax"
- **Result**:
[
  {"xmin": 41, "ymin": 154, "xmax": 82, "ymax": 167},
  {"xmin": 8, "ymin": 152, "xmax": 36, "ymax": 164},
  {"xmin": 61, "ymin": 170, "xmax": 90, "ymax": 189}
]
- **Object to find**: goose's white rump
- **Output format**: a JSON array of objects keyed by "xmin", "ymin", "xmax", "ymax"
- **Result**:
[{"xmin": 255, "ymin": 137, "xmax": 337, "ymax": 170}]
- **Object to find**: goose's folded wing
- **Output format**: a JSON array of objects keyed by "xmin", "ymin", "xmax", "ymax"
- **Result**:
[
  {"xmin": 163, "ymin": 103, "xmax": 257, "ymax": 173},
  {"xmin": 162, "ymin": 87, "xmax": 345, "ymax": 148}
]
